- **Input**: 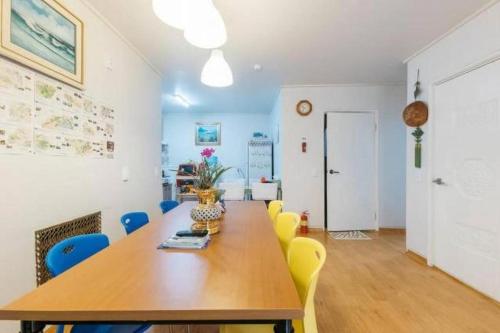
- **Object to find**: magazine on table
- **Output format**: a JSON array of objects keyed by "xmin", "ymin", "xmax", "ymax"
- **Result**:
[{"xmin": 158, "ymin": 234, "xmax": 210, "ymax": 249}]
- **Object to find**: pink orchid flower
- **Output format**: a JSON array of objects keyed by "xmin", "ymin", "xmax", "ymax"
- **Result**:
[{"xmin": 201, "ymin": 148, "xmax": 216, "ymax": 158}]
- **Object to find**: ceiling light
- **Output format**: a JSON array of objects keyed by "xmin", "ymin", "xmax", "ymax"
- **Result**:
[
  {"xmin": 184, "ymin": 0, "xmax": 227, "ymax": 49},
  {"xmin": 201, "ymin": 49, "xmax": 233, "ymax": 87},
  {"xmin": 172, "ymin": 94, "xmax": 191, "ymax": 108},
  {"xmin": 152, "ymin": 0, "xmax": 186, "ymax": 30}
]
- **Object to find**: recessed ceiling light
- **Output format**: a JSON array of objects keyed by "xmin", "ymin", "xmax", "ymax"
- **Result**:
[{"xmin": 254, "ymin": 64, "xmax": 263, "ymax": 72}]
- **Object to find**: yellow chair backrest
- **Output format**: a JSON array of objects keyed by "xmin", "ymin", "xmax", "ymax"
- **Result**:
[
  {"xmin": 275, "ymin": 212, "xmax": 300, "ymax": 255},
  {"xmin": 267, "ymin": 200, "xmax": 284, "ymax": 225},
  {"xmin": 288, "ymin": 237, "xmax": 327, "ymax": 333}
]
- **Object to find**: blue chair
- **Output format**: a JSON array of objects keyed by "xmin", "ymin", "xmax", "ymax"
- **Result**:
[
  {"xmin": 159, "ymin": 200, "xmax": 179, "ymax": 214},
  {"xmin": 46, "ymin": 234, "xmax": 109, "ymax": 277},
  {"xmin": 46, "ymin": 234, "xmax": 150, "ymax": 333},
  {"xmin": 120, "ymin": 212, "xmax": 149, "ymax": 235}
]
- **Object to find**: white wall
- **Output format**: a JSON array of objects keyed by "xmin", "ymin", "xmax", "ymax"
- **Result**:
[
  {"xmin": 270, "ymin": 93, "xmax": 283, "ymax": 178},
  {"xmin": 0, "ymin": 0, "xmax": 163, "ymax": 331},
  {"xmin": 278, "ymin": 85, "xmax": 406, "ymax": 229},
  {"xmin": 163, "ymin": 112, "xmax": 271, "ymax": 180},
  {"xmin": 405, "ymin": 2, "xmax": 500, "ymax": 258}
]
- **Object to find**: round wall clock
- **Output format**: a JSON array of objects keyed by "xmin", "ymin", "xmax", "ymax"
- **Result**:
[
  {"xmin": 403, "ymin": 101, "xmax": 428, "ymax": 127},
  {"xmin": 296, "ymin": 100, "xmax": 313, "ymax": 116}
]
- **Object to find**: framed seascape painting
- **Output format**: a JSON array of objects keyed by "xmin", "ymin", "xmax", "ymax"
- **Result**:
[
  {"xmin": 195, "ymin": 123, "xmax": 221, "ymax": 146},
  {"xmin": 0, "ymin": 0, "xmax": 84, "ymax": 89}
]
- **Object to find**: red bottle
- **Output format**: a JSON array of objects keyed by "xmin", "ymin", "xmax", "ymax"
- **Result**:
[{"xmin": 300, "ymin": 211, "xmax": 309, "ymax": 234}]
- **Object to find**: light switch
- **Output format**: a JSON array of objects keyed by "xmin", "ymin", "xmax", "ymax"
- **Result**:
[
  {"xmin": 121, "ymin": 166, "xmax": 130, "ymax": 182},
  {"xmin": 105, "ymin": 58, "xmax": 113, "ymax": 71}
]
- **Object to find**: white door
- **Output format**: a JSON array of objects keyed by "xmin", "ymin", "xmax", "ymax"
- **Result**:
[
  {"xmin": 433, "ymin": 60, "xmax": 500, "ymax": 301},
  {"xmin": 326, "ymin": 112, "xmax": 377, "ymax": 231}
]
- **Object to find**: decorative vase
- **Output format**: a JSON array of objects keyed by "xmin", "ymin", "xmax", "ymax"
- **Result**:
[
  {"xmin": 191, "ymin": 188, "xmax": 222, "ymax": 235},
  {"xmin": 196, "ymin": 188, "xmax": 217, "ymax": 206}
]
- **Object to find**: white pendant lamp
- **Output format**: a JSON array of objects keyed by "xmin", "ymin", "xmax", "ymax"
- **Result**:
[
  {"xmin": 201, "ymin": 49, "xmax": 233, "ymax": 87},
  {"xmin": 184, "ymin": 0, "xmax": 227, "ymax": 49},
  {"xmin": 152, "ymin": 0, "xmax": 186, "ymax": 30}
]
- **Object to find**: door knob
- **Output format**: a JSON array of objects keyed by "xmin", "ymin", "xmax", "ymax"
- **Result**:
[
  {"xmin": 329, "ymin": 169, "xmax": 340, "ymax": 175},
  {"xmin": 432, "ymin": 178, "xmax": 446, "ymax": 185}
]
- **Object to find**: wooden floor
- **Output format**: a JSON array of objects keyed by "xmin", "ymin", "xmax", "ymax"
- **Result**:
[
  {"xmin": 50, "ymin": 230, "xmax": 500, "ymax": 333},
  {"xmin": 312, "ymin": 229, "xmax": 500, "ymax": 333}
]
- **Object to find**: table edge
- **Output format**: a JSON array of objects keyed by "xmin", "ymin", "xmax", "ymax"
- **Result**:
[{"xmin": 0, "ymin": 308, "xmax": 305, "ymax": 321}]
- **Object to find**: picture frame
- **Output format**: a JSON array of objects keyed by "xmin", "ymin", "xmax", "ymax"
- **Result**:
[
  {"xmin": 0, "ymin": 0, "xmax": 84, "ymax": 89},
  {"xmin": 195, "ymin": 123, "xmax": 221, "ymax": 146}
]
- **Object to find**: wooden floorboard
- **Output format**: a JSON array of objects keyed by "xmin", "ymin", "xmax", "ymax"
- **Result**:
[{"xmin": 46, "ymin": 230, "xmax": 500, "ymax": 333}]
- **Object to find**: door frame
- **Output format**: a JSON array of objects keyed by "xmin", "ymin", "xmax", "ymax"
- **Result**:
[
  {"xmin": 323, "ymin": 110, "xmax": 380, "ymax": 231},
  {"xmin": 428, "ymin": 51, "xmax": 500, "ymax": 267}
]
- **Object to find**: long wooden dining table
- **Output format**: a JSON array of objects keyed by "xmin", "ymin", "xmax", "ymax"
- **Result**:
[{"xmin": 0, "ymin": 201, "xmax": 303, "ymax": 333}]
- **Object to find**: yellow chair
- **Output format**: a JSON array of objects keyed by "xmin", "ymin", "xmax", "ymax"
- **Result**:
[
  {"xmin": 220, "ymin": 237, "xmax": 327, "ymax": 333},
  {"xmin": 267, "ymin": 200, "xmax": 284, "ymax": 225},
  {"xmin": 275, "ymin": 212, "xmax": 300, "ymax": 255}
]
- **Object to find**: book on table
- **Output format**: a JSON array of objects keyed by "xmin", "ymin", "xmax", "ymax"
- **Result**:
[{"xmin": 158, "ymin": 234, "xmax": 210, "ymax": 249}]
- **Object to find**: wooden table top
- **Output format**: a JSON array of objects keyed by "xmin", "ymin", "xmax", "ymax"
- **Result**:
[{"xmin": 0, "ymin": 201, "xmax": 303, "ymax": 322}]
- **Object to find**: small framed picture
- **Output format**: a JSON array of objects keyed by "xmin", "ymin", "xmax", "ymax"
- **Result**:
[{"xmin": 195, "ymin": 123, "xmax": 221, "ymax": 146}]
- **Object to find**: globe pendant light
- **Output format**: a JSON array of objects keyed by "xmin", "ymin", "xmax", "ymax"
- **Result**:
[
  {"xmin": 184, "ymin": 0, "xmax": 227, "ymax": 49},
  {"xmin": 152, "ymin": 0, "xmax": 186, "ymax": 30},
  {"xmin": 201, "ymin": 50, "xmax": 233, "ymax": 87}
]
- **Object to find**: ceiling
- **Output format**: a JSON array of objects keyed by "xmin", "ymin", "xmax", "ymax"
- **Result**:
[{"xmin": 86, "ymin": 0, "xmax": 491, "ymax": 113}]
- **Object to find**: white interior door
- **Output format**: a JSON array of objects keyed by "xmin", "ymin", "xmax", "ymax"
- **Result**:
[
  {"xmin": 433, "ymin": 60, "xmax": 500, "ymax": 301},
  {"xmin": 327, "ymin": 112, "xmax": 377, "ymax": 231}
]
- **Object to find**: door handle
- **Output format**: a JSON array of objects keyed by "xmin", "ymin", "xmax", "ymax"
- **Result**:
[
  {"xmin": 432, "ymin": 178, "xmax": 446, "ymax": 185},
  {"xmin": 329, "ymin": 169, "xmax": 340, "ymax": 175}
]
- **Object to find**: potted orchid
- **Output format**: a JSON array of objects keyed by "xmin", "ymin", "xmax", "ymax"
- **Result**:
[
  {"xmin": 194, "ymin": 148, "xmax": 231, "ymax": 206},
  {"xmin": 190, "ymin": 148, "xmax": 231, "ymax": 235}
]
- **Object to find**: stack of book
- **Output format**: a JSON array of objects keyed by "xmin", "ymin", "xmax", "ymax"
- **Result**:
[{"xmin": 158, "ymin": 234, "xmax": 210, "ymax": 249}]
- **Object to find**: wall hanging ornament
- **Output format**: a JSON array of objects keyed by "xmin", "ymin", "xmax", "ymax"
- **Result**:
[{"xmin": 403, "ymin": 69, "xmax": 428, "ymax": 168}]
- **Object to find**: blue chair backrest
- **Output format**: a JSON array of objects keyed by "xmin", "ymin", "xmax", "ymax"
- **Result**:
[
  {"xmin": 46, "ymin": 234, "xmax": 109, "ymax": 277},
  {"xmin": 120, "ymin": 212, "xmax": 149, "ymax": 235},
  {"xmin": 160, "ymin": 200, "xmax": 179, "ymax": 214}
]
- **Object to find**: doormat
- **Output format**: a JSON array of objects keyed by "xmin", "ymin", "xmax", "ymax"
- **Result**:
[{"xmin": 329, "ymin": 231, "xmax": 371, "ymax": 240}]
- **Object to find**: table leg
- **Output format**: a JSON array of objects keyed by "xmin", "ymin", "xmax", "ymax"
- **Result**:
[{"xmin": 20, "ymin": 321, "xmax": 45, "ymax": 333}]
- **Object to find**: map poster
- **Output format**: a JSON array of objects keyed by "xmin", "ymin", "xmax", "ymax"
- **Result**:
[
  {"xmin": 33, "ymin": 129, "xmax": 65, "ymax": 156},
  {"xmin": 0, "ymin": 93, "xmax": 33, "ymax": 125},
  {"xmin": 34, "ymin": 103, "xmax": 80, "ymax": 135},
  {"xmin": 0, "ymin": 58, "xmax": 116, "ymax": 159},
  {"xmin": 0, "ymin": 123, "xmax": 32, "ymax": 154},
  {"xmin": 0, "ymin": 59, "xmax": 34, "ymax": 99}
]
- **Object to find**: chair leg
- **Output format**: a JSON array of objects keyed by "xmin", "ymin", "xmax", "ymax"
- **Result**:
[{"xmin": 274, "ymin": 321, "xmax": 294, "ymax": 333}]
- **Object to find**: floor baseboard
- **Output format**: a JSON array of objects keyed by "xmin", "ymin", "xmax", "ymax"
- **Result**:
[
  {"xmin": 406, "ymin": 250, "xmax": 427, "ymax": 265},
  {"xmin": 379, "ymin": 228, "xmax": 406, "ymax": 235},
  {"xmin": 432, "ymin": 266, "xmax": 500, "ymax": 307}
]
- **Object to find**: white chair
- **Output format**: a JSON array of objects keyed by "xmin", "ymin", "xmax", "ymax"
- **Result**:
[
  {"xmin": 251, "ymin": 182, "xmax": 278, "ymax": 201},
  {"xmin": 219, "ymin": 182, "xmax": 245, "ymax": 201}
]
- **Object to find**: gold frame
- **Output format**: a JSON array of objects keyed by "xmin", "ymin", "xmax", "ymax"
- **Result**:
[{"xmin": 0, "ymin": 0, "xmax": 84, "ymax": 89}]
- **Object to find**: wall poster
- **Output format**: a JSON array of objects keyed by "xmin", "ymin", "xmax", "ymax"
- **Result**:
[{"xmin": 0, "ymin": 58, "xmax": 115, "ymax": 158}]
